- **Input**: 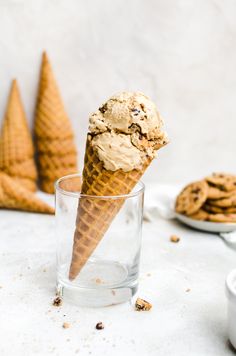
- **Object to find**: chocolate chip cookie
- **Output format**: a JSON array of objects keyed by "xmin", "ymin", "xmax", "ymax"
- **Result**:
[
  {"xmin": 207, "ymin": 193, "xmax": 236, "ymax": 208},
  {"xmin": 203, "ymin": 204, "xmax": 236, "ymax": 214},
  {"xmin": 207, "ymin": 186, "xmax": 234, "ymax": 200},
  {"xmin": 205, "ymin": 173, "xmax": 236, "ymax": 192},
  {"xmin": 189, "ymin": 209, "xmax": 209, "ymax": 221},
  {"xmin": 175, "ymin": 180, "xmax": 208, "ymax": 216},
  {"xmin": 207, "ymin": 213, "xmax": 236, "ymax": 223}
]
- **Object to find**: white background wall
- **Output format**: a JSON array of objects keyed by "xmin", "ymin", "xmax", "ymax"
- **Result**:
[{"xmin": 0, "ymin": 0, "xmax": 235, "ymax": 184}]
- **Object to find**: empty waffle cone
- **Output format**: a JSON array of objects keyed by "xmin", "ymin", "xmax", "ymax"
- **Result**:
[
  {"xmin": 34, "ymin": 52, "xmax": 78, "ymax": 193},
  {"xmin": 38, "ymin": 153, "xmax": 77, "ymax": 170},
  {"xmin": 36, "ymin": 137, "xmax": 77, "ymax": 155},
  {"xmin": 0, "ymin": 173, "xmax": 54, "ymax": 214},
  {"xmin": 69, "ymin": 139, "xmax": 152, "ymax": 280},
  {"xmin": 0, "ymin": 80, "xmax": 37, "ymax": 190},
  {"xmin": 39, "ymin": 165, "xmax": 77, "ymax": 181},
  {"xmin": 34, "ymin": 52, "xmax": 75, "ymax": 140},
  {"xmin": 40, "ymin": 179, "xmax": 57, "ymax": 194},
  {"xmin": 4, "ymin": 158, "xmax": 37, "ymax": 180},
  {"xmin": 42, "ymin": 171, "xmax": 82, "ymax": 194},
  {"xmin": 13, "ymin": 177, "xmax": 37, "ymax": 192}
]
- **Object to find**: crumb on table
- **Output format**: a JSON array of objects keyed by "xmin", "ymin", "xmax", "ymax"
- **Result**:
[
  {"xmin": 62, "ymin": 322, "xmax": 70, "ymax": 329},
  {"xmin": 185, "ymin": 288, "xmax": 191, "ymax": 292},
  {"xmin": 95, "ymin": 322, "xmax": 104, "ymax": 330},
  {"xmin": 170, "ymin": 235, "xmax": 180, "ymax": 243},
  {"xmin": 52, "ymin": 296, "xmax": 62, "ymax": 307},
  {"xmin": 135, "ymin": 298, "xmax": 152, "ymax": 311}
]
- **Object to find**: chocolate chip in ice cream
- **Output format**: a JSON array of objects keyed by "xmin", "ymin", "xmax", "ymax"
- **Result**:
[
  {"xmin": 99, "ymin": 103, "xmax": 108, "ymax": 114},
  {"xmin": 131, "ymin": 108, "xmax": 141, "ymax": 116}
]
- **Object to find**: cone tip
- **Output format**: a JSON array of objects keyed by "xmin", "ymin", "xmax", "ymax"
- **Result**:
[
  {"xmin": 42, "ymin": 51, "xmax": 49, "ymax": 63},
  {"xmin": 11, "ymin": 78, "xmax": 19, "ymax": 91},
  {"xmin": 7, "ymin": 78, "xmax": 20, "ymax": 103}
]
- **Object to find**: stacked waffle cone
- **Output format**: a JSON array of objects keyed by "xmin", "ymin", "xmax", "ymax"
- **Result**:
[
  {"xmin": 0, "ymin": 53, "xmax": 78, "ymax": 214},
  {"xmin": 69, "ymin": 92, "xmax": 168, "ymax": 280},
  {"xmin": 0, "ymin": 80, "xmax": 54, "ymax": 214},
  {"xmin": 0, "ymin": 80, "xmax": 37, "ymax": 192},
  {"xmin": 34, "ymin": 52, "xmax": 77, "ymax": 194}
]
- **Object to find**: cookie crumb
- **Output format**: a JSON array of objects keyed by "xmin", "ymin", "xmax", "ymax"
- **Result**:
[
  {"xmin": 146, "ymin": 273, "xmax": 151, "ymax": 277},
  {"xmin": 111, "ymin": 290, "xmax": 116, "ymax": 296},
  {"xmin": 95, "ymin": 278, "xmax": 102, "ymax": 284},
  {"xmin": 135, "ymin": 298, "xmax": 152, "ymax": 311},
  {"xmin": 53, "ymin": 296, "xmax": 62, "ymax": 307},
  {"xmin": 95, "ymin": 322, "xmax": 104, "ymax": 330},
  {"xmin": 62, "ymin": 322, "xmax": 70, "ymax": 329},
  {"xmin": 143, "ymin": 216, "xmax": 151, "ymax": 222},
  {"xmin": 170, "ymin": 235, "xmax": 180, "ymax": 243},
  {"xmin": 185, "ymin": 288, "xmax": 191, "ymax": 292}
]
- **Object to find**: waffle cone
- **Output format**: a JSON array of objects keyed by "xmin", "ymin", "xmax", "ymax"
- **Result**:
[
  {"xmin": 38, "ymin": 153, "xmax": 77, "ymax": 170},
  {"xmin": 0, "ymin": 80, "xmax": 37, "ymax": 190},
  {"xmin": 13, "ymin": 177, "xmax": 37, "ymax": 192},
  {"xmin": 40, "ymin": 179, "xmax": 57, "ymax": 194},
  {"xmin": 69, "ymin": 139, "xmax": 151, "ymax": 280},
  {"xmin": 0, "ymin": 173, "xmax": 54, "ymax": 214},
  {"xmin": 36, "ymin": 138, "xmax": 77, "ymax": 155},
  {"xmin": 4, "ymin": 158, "xmax": 37, "ymax": 180},
  {"xmin": 42, "ymin": 173, "xmax": 81, "ymax": 194},
  {"xmin": 34, "ymin": 52, "xmax": 78, "ymax": 193},
  {"xmin": 34, "ymin": 52, "xmax": 75, "ymax": 140}
]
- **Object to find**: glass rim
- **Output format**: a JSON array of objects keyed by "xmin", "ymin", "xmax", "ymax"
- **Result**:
[{"xmin": 55, "ymin": 173, "xmax": 145, "ymax": 200}]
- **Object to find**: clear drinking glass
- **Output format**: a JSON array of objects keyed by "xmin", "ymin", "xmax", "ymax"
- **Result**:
[{"xmin": 55, "ymin": 174, "xmax": 145, "ymax": 307}]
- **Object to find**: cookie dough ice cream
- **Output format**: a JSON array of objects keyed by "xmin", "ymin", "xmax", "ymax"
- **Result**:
[
  {"xmin": 69, "ymin": 91, "xmax": 168, "ymax": 280},
  {"xmin": 89, "ymin": 92, "xmax": 168, "ymax": 171}
]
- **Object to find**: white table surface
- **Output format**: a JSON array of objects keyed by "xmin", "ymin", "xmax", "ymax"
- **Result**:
[{"xmin": 0, "ymin": 187, "xmax": 236, "ymax": 356}]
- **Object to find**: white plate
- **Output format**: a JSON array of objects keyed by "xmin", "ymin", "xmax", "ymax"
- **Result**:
[{"xmin": 175, "ymin": 213, "xmax": 236, "ymax": 233}]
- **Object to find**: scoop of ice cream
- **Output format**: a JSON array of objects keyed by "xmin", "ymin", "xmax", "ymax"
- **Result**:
[
  {"xmin": 91, "ymin": 132, "xmax": 144, "ymax": 171},
  {"xmin": 88, "ymin": 92, "xmax": 168, "ymax": 171}
]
